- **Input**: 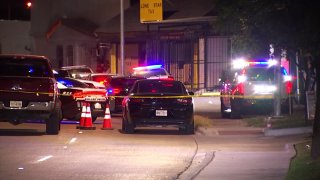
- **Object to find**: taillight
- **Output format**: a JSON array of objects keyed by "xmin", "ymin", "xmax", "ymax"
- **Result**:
[
  {"xmin": 72, "ymin": 91, "xmax": 84, "ymax": 99},
  {"xmin": 285, "ymin": 81, "xmax": 293, "ymax": 94},
  {"xmin": 232, "ymin": 83, "xmax": 244, "ymax": 95},
  {"xmin": 107, "ymin": 88, "xmax": 121, "ymax": 95},
  {"xmin": 176, "ymin": 98, "xmax": 192, "ymax": 104}
]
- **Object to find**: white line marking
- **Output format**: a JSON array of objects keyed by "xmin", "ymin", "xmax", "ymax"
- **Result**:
[
  {"xmin": 69, "ymin": 137, "xmax": 77, "ymax": 144},
  {"xmin": 37, "ymin": 155, "xmax": 53, "ymax": 162}
]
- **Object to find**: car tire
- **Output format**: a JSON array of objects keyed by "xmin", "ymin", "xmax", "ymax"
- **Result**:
[
  {"xmin": 179, "ymin": 120, "xmax": 194, "ymax": 135},
  {"xmin": 185, "ymin": 120, "xmax": 195, "ymax": 135},
  {"xmin": 230, "ymin": 98, "xmax": 242, "ymax": 119},
  {"xmin": 221, "ymin": 97, "xmax": 231, "ymax": 118},
  {"xmin": 46, "ymin": 105, "xmax": 62, "ymax": 135}
]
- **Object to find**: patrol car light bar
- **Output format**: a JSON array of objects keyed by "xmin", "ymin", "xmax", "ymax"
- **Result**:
[
  {"xmin": 133, "ymin": 65, "xmax": 162, "ymax": 71},
  {"xmin": 232, "ymin": 58, "xmax": 277, "ymax": 69}
]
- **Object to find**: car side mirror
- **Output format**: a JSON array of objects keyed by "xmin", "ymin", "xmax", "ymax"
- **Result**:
[{"xmin": 188, "ymin": 92, "xmax": 194, "ymax": 95}]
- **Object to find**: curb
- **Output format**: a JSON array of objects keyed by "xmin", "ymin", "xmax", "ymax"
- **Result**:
[
  {"xmin": 264, "ymin": 126, "xmax": 313, "ymax": 136},
  {"xmin": 196, "ymin": 126, "xmax": 313, "ymax": 137}
]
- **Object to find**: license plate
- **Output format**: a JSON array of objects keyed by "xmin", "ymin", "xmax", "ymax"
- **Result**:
[
  {"xmin": 10, "ymin": 101, "xmax": 22, "ymax": 108},
  {"xmin": 156, "ymin": 110, "xmax": 167, "ymax": 116},
  {"xmin": 94, "ymin": 103, "xmax": 102, "ymax": 109}
]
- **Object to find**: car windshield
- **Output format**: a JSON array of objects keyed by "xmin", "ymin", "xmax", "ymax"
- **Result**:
[
  {"xmin": 245, "ymin": 67, "xmax": 275, "ymax": 81},
  {"xmin": 0, "ymin": 58, "xmax": 52, "ymax": 77},
  {"xmin": 132, "ymin": 80, "xmax": 187, "ymax": 95},
  {"xmin": 68, "ymin": 69, "xmax": 92, "ymax": 74}
]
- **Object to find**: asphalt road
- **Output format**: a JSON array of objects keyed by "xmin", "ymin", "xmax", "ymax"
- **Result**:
[{"xmin": 0, "ymin": 97, "xmax": 309, "ymax": 180}]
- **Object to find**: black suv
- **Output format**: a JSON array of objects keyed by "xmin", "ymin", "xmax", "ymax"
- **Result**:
[
  {"xmin": 0, "ymin": 54, "xmax": 62, "ymax": 134},
  {"xmin": 106, "ymin": 76, "xmax": 145, "ymax": 113}
]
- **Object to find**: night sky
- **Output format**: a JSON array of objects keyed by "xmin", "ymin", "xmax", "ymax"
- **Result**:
[{"xmin": 0, "ymin": 0, "xmax": 30, "ymax": 21}]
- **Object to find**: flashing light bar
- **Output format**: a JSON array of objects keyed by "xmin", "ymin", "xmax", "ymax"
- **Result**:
[
  {"xmin": 232, "ymin": 58, "xmax": 277, "ymax": 69},
  {"xmin": 133, "ymin": 65, "xmax": 162, "ymax": 71}
]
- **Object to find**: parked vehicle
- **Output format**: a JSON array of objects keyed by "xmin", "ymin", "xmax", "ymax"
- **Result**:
[
  {"xmin": 0, "ymin": 54, "xmax": 62, "ymax": 134},
  {"xmin": 132, "ymin": 65, "xmax": 173, "ymax": 79},
  {"xmin": 106, "ymin": 76, "xmax": 145, "ymax": 113},
  {"xmin": 122, "ymin": 79, "xmax": 194, "ymax": 134},
  {"xmin": 57, "ymin": 77, "xmax": 107, "ymax": 122},
  {"xmin": 220, "ymin": 58, "xmax": 293, "ymax": 118},
  {"xmin": 58, "ymin": 65, "xmax": 93, "ymax": 80},
  {"xmin": 88, "ymin": 73, "xmax": 118, "ymax": 87}
]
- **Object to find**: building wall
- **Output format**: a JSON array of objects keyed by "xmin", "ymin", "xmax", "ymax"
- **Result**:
[
  {"xmin": 30, "ymin": 0, "xmax": 130, "ymax": 70},
  {"xmin": 0, "ymin": 20, "xmax": 32, "ymax": 54}
]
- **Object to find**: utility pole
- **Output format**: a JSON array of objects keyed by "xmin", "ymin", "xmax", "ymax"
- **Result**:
[
  {"xmin": 120, "ymin": 0, "xmax": 124, "ymax": 75},
  {"xmin": 270, "ymin": 44, "xmax": 281, "ymax": 117}
]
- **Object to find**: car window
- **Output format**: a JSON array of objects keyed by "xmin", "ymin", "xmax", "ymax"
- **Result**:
[
  {"xmin": 0, "ymin": 58, "xmax": 52, "ymax": 77},
  {"xmin": 133, "ymin": 80, "xmax": 187, "ymax": 95}
]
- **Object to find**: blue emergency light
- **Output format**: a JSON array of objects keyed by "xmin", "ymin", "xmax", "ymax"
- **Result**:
[{"xmin": 133, "ymin": 65, "xmax": 162, "ymax": 71}]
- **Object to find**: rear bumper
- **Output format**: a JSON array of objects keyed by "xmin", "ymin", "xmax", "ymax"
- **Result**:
[
  {"xmin": 128, "ymin": 107, "xmax": 194, "ymax": 127},
  {"xmin": 0, "ymin": 101, "xmax": 55, "ymax": 111}
]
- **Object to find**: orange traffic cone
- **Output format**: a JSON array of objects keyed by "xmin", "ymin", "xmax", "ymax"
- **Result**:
[
  {"xmin": 80, "ymin": 102, "xmax": 96, "ymax": 130},
  {"xmin": 101, "ymin": 104, "xmax": 113, "ymax": 130},
  {"xmin": 76, "ymin": 102, "xmax": 87, "ymax": 129}
]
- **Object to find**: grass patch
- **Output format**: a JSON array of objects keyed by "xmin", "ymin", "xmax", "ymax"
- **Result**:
[
  {"xmin": 194, "ymin": 115, "xmax": 213, "ymax": 129},
  {"xmin": 286, "ymin": 141, "xmax": 320, "ymax": 180},
  {"xmin": 243, "ymin": 108, "xmax": 311, "ymax": 129}
]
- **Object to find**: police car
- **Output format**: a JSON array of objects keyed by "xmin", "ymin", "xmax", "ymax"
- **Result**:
[
  {"xmin": 132, "ymin": 65, "xmax": 173, "ymax": 80},
  {"xmin": 220, "ymin": 58, "xmax": 293, "ymax": 118}
]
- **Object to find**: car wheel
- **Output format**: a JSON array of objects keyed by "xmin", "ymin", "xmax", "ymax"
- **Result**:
[
  {"xmin": 46, "ymin": 105, "xmax": 62, "ymax": 135},
  {"xmin": 221, "ymin": 98, "xmax": 231, "ymax": 118},
  {"xmin": 185, "ymin": 120, "xmax": 195, "ymax": 135},
  {"xmin": 179, "ymin": 120, "xmax": 194, "ymax": 135},
  {"xmin": 230, "ymin": 98, "xmax": 242, "ymax": 119}
]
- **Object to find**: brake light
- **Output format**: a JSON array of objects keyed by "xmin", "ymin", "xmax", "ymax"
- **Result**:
[
  {"xmin": 285, "ymin": 81, "xmax": 293, "ymax": 94},
  {"xmin": 72, "ymin": 91, "xmax": 84, "ymax": 99},
  {"xmin": 232, "ymin": 83, "xmax": 244, "ymax": 95},
  {"xmin": 108, "ymin": 88, "xmax": 121, "ymax": 95}
]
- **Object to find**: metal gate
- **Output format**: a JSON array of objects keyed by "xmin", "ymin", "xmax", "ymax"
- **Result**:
[{"xmin": 146, "ymin": 35, "xmax": 231, "ymax": 92}]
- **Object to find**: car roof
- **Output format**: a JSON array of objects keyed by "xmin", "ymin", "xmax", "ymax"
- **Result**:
[
  {"xmin": 90, "ymin": 73, "xmax": 118, "ymax": 76},
  {"xmin": 135, "ymin": 78, "xmax": 181, "ymax": 83},
  {"xmin": 60, "ymin": 65, "xmax": 93, "ymax": 70},
  {"xmin": 0, "ymin": 54, "xmax": 48, "ymax": 60}
]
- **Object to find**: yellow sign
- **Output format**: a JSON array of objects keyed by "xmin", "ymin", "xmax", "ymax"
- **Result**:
[{"xmin": 140, "ymin": 0, "xmax": 163, "ymax": 22}]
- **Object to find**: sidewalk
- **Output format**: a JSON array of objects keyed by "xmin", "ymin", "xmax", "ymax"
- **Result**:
[{"xmin": 190, "ymin": 119, "xmax": 311, "ymax": 180}]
